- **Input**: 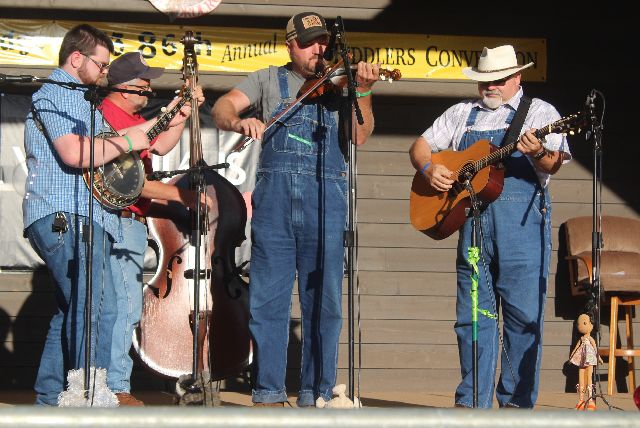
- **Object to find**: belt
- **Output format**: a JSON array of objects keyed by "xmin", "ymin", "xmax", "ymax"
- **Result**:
[{"xmin": 121, "ymin": 210, "xmax": 147, "ymax": 225}]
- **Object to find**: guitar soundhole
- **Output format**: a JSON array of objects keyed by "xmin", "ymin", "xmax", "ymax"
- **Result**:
[{"xmin": 449, "ymin": 182, "xmax": 465, "ymax": 198}]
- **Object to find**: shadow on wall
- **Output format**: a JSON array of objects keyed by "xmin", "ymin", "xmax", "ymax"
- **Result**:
[
  {"xmin": 0, "ymin": 267, "xmax": 53, "ymax": 389},
  {"xmin": 0, "ymin": 307, "xmax": 14, "ymax": 387}
]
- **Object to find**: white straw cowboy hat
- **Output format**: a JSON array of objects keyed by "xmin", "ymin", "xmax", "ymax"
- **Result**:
[{"xmin": 462, "ymin": 45, "xmax": 533, "ymax": 82}]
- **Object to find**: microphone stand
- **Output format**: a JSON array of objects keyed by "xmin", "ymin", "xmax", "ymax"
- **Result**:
[
  {"xmin": 585, "ymin": 89, "xmax": 604, "ymax": 405},
  {"xmin": 83, "ymin": 84, "xmax": 101, "ymax": 398},
  {"xmin": 463, "ymin": 178, "xmax": 482, "ymax": 408},
  {"xmin": 4, "ymin": 75, "xmax": 152, "ymax": 396},
  {"xmin": 332, "ymin": 16, "xmax": 363, "ymax": 403},
  {"xmin": 148, "ymin": 160, "xmax": 229, "ymax": 394},
  {"xmin": 147, "ymin": 163, "xmax": 229, "ymax": 181}
]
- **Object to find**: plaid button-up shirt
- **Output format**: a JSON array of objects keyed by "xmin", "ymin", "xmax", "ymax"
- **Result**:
[
  {"xmin": 23, "ymin": 68, "xmax": 122, "ymax": 241},
  {"xmin": 421, "ymin": 88, "xmax": 572, "ymax": 188}
]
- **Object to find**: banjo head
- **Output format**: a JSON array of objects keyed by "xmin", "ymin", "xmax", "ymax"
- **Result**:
[{"xmin": 86, "ymin": 151, "xmax": 145, "ymax": 209}]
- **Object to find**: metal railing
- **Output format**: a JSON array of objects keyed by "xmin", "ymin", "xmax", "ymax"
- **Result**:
[{"xmin": 0, "ymin": 406, "xmax": 639, "ymax": 428}]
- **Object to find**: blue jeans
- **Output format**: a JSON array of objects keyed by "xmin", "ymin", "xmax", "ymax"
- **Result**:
[
  {"xmin": 108, "ymin": 217, "xmax": 146, "ymax": 393},
  {"xmin": 26, "ymin": 213, "xmax": 118, "ymax": 406},
  {"xmin": 454, "ymin": 186, "xmax": 551, "ymax": 408},
  {"xmin": 249, "ymin": 172, "xmax": 347, "ymax": 406}
]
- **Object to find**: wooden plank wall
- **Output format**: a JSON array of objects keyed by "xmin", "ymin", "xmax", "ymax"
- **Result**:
[{"xmin": 2, "ymin": 101, "xmax": 639, "ymax": 395}]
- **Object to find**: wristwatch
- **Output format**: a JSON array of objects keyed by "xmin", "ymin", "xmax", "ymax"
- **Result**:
[{"xmin": 533, "ymin": 148, "xmax": 547, "ymax": 160}]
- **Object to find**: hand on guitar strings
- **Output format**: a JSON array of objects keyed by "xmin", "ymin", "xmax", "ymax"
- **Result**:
[
  {"xmin": 517, "ymin": 129, "xmax": 544, "ymax": 158},
  {"xmin": 425, "ymin": 163, "xmax": 454, "ymax": 193}
]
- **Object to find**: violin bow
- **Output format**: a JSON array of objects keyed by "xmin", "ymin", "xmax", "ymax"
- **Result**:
[{"xmin": 231, "ymin": 59, "xmax": 345, "ymax": 153}]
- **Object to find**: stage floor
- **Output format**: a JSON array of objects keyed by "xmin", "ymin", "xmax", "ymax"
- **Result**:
[{"xmin": 1, "ymin": 390, "xmax": 637, "ymax": 411}]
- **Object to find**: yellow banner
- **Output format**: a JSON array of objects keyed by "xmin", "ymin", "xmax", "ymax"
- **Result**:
[{"xmin": 0, "ymin": 19, "xmax": 546, "ymax": 81}]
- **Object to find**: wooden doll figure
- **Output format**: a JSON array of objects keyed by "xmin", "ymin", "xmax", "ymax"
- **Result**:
[{"xmin": 569, "ymin": 313, "xmax": 602, "ymax": 410}]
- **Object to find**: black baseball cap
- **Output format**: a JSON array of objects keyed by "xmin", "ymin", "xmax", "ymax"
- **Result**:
[
  {"xmin": 285, "ymin": 12, "xmax": 329, "ymax": 44},
  {"xmin": 107, "ymin": 52, "xmax": 164, "ymax": 86}
]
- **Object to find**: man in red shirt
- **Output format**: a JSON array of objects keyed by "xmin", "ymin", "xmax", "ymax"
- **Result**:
[{"xmin": 100, "ymin": 52, "xmax": 206, "ymax": 406}]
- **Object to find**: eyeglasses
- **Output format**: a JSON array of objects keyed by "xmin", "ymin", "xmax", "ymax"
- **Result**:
[
  {"xmin": 128, "ymin": 84, "xmax": 152, "ymax": 92},
  {"xmin": 81, "ymin": 53, "xmax": 110, "ymax": 71}
]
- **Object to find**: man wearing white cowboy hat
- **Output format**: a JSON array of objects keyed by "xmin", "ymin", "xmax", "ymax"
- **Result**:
[{"xmin": 410, "ymin": 44, "xmax": 571, "ymax": 408}]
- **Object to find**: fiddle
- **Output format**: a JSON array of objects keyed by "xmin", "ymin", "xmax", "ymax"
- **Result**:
[
  {"xmin": 298, "ymin": 62, "xmax": 401, "ymax": 100},
  {"xmin": 230, "ymin": 60, "xmax": 401, "ymax": 153}
]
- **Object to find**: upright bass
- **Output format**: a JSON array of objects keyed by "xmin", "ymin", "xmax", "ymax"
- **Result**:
[{"xmin": 133, "ymin": 32, "xmax": 252, "ymax": 383}]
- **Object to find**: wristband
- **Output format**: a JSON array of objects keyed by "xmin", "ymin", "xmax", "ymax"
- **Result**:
[
  {"xmin": 420, "ymin": 162, "xmax": 431, "ymax": 175},
  {"xmin": 355, "ymin": 89, "xmax": 372, "ymax": 98},
  {"xmin": 124, "ymin": 134, "xmax": 133, "ymax": 153}
]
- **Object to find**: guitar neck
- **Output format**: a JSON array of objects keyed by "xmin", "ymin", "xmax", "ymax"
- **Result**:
[
  {"xmin": 474, "ymin": 126, "xmax": 553, "ymax": 170},
  {"xmin": 146, "ymin": 95, "xmax": 189, "ymax": 141}
]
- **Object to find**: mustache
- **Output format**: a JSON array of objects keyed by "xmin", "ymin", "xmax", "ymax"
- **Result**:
[
  {"xmin": 482, "ymin": 89, "xmax": 501, "ymax": 97},
  {"xmin": 314, "ymin": 57, "xmax": 328, "ymax": 73}
]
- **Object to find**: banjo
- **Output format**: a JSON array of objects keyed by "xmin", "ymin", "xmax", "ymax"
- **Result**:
[{"xmin": 84, "ymin": 86, "xmax": 192, "ymax": 209}]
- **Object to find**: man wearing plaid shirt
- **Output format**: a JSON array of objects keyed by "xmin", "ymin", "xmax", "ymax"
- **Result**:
[{"xmin": 22, "ymin": 24, "xmax": 150, "ymax": 406}]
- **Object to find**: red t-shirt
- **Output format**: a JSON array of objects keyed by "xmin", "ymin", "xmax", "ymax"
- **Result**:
[{"xmin": 99, "ymin": 98, "xmax": 157, "ymax": 216}]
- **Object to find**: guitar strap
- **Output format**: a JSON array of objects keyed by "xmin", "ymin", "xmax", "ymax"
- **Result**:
[{"xmin": 500, "ymin": 95, "xmax": 531, "ymax": 148}]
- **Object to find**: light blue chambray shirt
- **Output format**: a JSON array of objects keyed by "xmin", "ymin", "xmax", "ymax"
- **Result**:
[
  {"xmin": 422, "ymin": 88, "xmax": 572, "ymax": 188},
  {"xmin": 22, "ymin": 68, "xmax": 122, "ymax": 241}
]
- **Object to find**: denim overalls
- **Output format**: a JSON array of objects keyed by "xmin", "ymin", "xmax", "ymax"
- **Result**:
[
  {"xmin": 453, "ymin": 107, "xmax": 552, "ymax": 408},
  {"xmin": 248, "ymin": 67, "xmax": 348, "ymax": 406}
]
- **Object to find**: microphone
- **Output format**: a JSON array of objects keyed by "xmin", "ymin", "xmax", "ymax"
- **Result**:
[
  {"xmin": 0, "ymin": 73, "xmax": 36, "ymax": 84},
  {"xmin": 585, "ymin": 89, "xmax": 596, "ymax": 113},
  {"xmin": 584, "ymin": 89, "xmax": 598, "ymax": 140},
  {"xmin": 323, "ymin": 20, "xmax": 340, "ymax": 61},
  {"xmin": 103, "ymin": 86, "xmax": 156, "ymax": 98}
]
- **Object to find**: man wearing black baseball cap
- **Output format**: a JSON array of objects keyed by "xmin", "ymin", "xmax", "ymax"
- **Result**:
[
  {"xmin": 212, "ymin": 12, "xmax": 380, "ymax": 408},
  {"xmin": 101, "ymin": 51, "xmax": 207, "ymax": 406},
  {"xmin": 107, "ymin": 51, "xmax": 164, "ymax": 86},
  {"xmin": 285, "ymin": 12, "xmax": 330, "ymax": 45}
]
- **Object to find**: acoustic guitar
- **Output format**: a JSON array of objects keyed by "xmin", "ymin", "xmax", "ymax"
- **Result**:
[
  {"xmin": 409, "ymin": 112, "xmax": 587, "ymax": 240},
  {"xmin": 83, "ymin": 86, "xmax": 192, "ymax": 209}
]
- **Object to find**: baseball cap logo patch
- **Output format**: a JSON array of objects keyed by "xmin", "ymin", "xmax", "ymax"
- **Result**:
[{"xmin": 301, "ymin": 15, "xmax": 323, "ymax": 29}]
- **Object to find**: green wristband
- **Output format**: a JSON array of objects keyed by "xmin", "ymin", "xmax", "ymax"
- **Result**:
[
  {"xmin": 124, "ymin": 134, "xmax": 133, "ymax": 153},
  {"xmin": 356, "ymin": 89, "xmax": 372, "ymax": 98}
]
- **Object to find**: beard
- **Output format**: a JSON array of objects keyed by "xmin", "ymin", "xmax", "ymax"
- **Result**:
[
  {"xmin": 134, "ymin": 96, "xmax": 148, "ymax": 111},
  {"xmin": 482, "ymin": 89, "xmax": 503, "ymax": 110},
  {"xmin": 78, "ymin": 63, "xmax": 107, "ymax": 86},
  {"xmin": 298, "ymin": 55, "xmax": 324, "ymax": 77},
  {"xmin": 95, "ymin": 75, "xmax": 108, "ymax": 87}
]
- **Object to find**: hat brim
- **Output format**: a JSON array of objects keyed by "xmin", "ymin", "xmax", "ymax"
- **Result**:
[
  {"xmin": 462, "ymin": 62, "xmax": 533, "ymax": 82},
  {"xmin": 136, "ymin": 67, "xmax": 164, "ymax": 81},
  {"xmin": 109, "ymin": 66, "xmax": 164, "ymax": 85},
  {"xmin": 295, "ymin": 27, "xmax": 330, "ymax": 44}
]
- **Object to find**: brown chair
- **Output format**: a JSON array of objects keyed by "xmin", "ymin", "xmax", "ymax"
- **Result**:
[{"xmin": 565, "ymin": 215, "xmax": 640, "ymax": 395}]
